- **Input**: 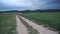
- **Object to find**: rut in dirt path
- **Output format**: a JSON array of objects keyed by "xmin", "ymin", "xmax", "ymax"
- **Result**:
[
  {"xmin": 19, "ymin": 16, "xmax": 58, "ymax": 34},
  {"xmin": 16, "ymin": 16, "xmax": 28, "ymax": 34}
]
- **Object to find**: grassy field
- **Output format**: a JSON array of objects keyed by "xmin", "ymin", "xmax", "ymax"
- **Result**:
[
  {"xmin": 23, "ymin": 12, "xmax": 60, "ymax": 31},
  {"xmin": 0, "ymin": 12, "xmax": 18, "ymax": 34},
  {"xmin": 0, "ymin": 11, "xmax": 60, "ymax": 34}
]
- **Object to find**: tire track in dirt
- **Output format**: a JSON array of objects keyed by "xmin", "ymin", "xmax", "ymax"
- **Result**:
[{"xmin": 16, "ymin": 16, "xmax": 28, "ymax": 34}]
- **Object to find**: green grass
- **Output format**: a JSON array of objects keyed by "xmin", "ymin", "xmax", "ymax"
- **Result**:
[
  {"xmin": 23, "ymin": 12, "xmax": 60, "ymax": 31},
  {"xmin": 0, "ymin": 12, "xmax": 18, "ymax": 34}
]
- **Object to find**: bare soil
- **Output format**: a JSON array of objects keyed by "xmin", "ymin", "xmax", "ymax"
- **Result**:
[{"xmin": 16, "ymin": 16, "xmax": 28, "ymax": 34}]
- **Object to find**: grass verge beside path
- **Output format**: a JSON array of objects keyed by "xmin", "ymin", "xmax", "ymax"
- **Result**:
[{"xmin": 0, "ymin": 12, "xmax": 17, "ymax": 34}]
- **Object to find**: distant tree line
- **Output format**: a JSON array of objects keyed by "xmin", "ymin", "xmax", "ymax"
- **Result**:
[{"xmin": 0, "ymin": 9, "xmax": 60, "ymax": 13}]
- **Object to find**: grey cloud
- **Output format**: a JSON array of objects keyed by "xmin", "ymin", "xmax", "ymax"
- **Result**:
[{"xmin": 0, "ymin": 0, "xmax": 60, "ymax": 10}]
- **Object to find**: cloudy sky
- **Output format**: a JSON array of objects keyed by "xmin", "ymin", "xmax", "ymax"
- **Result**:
[{"xmin": 0, "ymin": 0, "xmax": 60, "ymax": 10}]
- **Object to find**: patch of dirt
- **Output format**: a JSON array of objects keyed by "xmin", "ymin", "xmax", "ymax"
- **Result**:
[{"xmin": 16, "ymin": 16, "xmax": 28, "ymax": 34}]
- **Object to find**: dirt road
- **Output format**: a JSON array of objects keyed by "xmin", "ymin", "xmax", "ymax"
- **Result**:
[
  {"xmin": 16, "ymin": 16, "xmax": 28, "ymax": 34},
  {"xmin": 19, "ymin": 16, "xmax": 58, "ymax": 34}
]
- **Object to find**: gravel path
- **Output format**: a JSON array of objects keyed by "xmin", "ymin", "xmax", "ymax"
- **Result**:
[
  {"xmin": 16, "ymin": 16, "xmax": 28, "ymax": 34},
  {"xmin": 19, "ymin": 16, "xmax": 58, "ymax": 34}
]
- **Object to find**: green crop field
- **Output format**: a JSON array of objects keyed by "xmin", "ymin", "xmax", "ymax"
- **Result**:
[
  {"xmin": 23, "ymin": 12, "xmax": 60, "ymax": 31},
  {"xmin": 0, "ymin": 12, "xmax": 18, "ymax": 34},
  {"xmin": 0, "ymin": 11, "xmax": 60, "ymax": 34}
]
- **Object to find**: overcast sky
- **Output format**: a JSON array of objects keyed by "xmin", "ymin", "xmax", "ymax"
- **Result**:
[{"xmin": 0, "ymin": 0, "xmax": 60, "ymax": 10}]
